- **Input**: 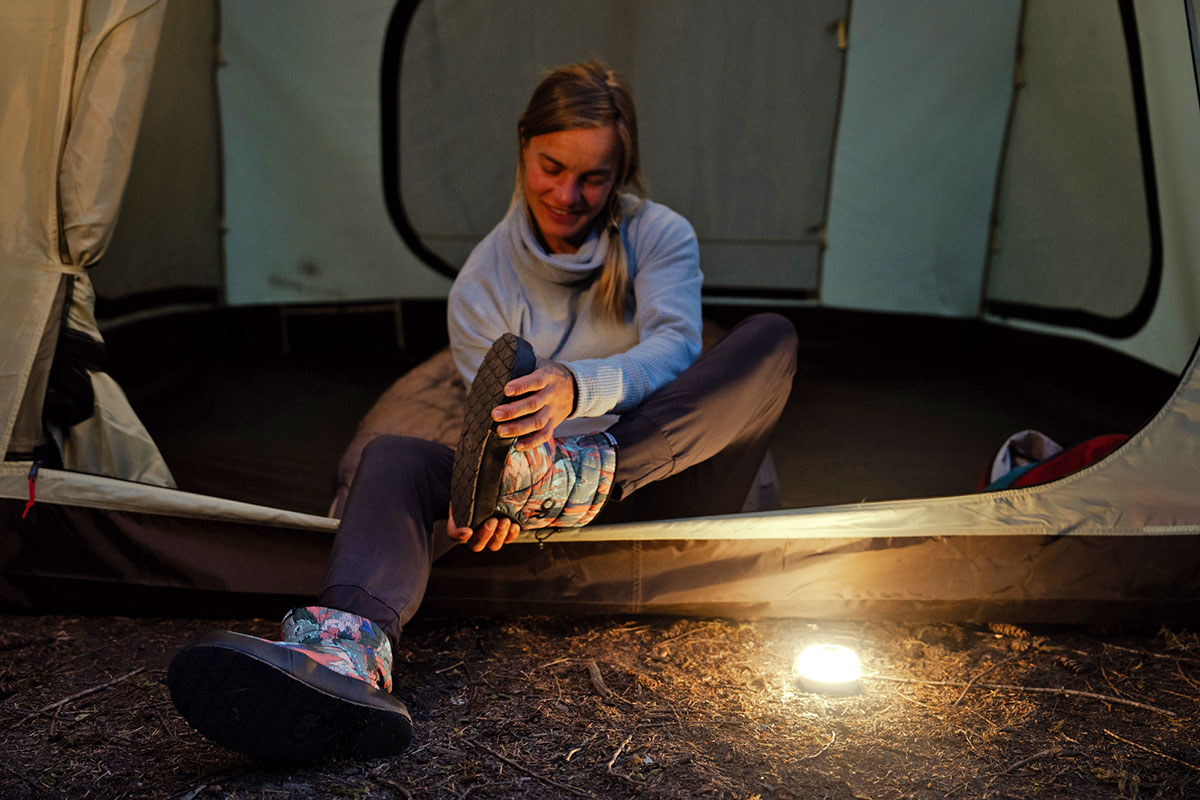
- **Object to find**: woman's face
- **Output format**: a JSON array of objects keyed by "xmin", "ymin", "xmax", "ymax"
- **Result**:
[{"xmin": 520, "ymin": 125, "xmax": 620, "ymax": 254}]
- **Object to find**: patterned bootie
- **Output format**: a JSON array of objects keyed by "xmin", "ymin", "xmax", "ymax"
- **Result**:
[
  {"xmin": 450, "ymin": 333, "xmax": 538, "ymax": 528},
  {"xmin": 495, "ymin": 431, "xmax": 617, "ymax": 528},
  {"xmin": 451, "ymin": 333, "xmax": 617, "ymax": 530},
  {"xmin": 168, "ymin": 606, "xmax": 411, "ymax": 760}
]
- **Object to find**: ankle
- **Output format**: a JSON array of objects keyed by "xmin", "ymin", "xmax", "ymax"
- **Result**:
[{"xmin": 282, "ymin": 606, "xmax": 394, "ymax": 691}]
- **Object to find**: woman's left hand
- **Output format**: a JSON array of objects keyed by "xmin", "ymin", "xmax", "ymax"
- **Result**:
[
  {"xmin": 491, "ymin": 361, "xmax": 575, "ymax": 451},
  {"xmin": 447, "ymin": 508, "xmax": 521, "ymax": 552}
]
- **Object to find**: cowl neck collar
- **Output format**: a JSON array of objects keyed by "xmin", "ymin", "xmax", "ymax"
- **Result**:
[{"xmin": 505, "ymin": 202, "xmax": 609, "ymax": 286}]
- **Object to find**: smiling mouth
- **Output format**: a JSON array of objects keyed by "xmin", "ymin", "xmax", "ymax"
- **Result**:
[{"xmin": 546, "ymin": 204, "xmax": 584, "ymax": 219}]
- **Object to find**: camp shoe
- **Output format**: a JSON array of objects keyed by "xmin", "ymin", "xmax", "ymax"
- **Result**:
[
  {"xmin": 451, "ymin": 332, "xmax": 538, "ymax": 528},
  {"xmin": 495, "ymin": 431, "xmax": 617, "ymax": 529},
  {"xmin": 167, "ymin": 606, "xmax": 412, "ymax": 760}
]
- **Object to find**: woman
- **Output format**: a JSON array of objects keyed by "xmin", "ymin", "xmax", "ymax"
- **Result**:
[{"xmin": 168, "ymin": 61, "xmax": 797, "ymax": 761}]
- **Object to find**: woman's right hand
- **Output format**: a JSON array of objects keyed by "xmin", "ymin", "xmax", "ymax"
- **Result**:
[{"xmin": 490, "ymin": 361, "xmax": 576, "ymax": 452}]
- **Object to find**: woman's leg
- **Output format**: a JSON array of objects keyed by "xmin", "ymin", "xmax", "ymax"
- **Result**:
[
  {"xmin": 597, "ymin": 313, "xmax": 797, "ymax": 522},
  {"xmin": 319, "ymin": 435, "xmax": 458, "ymax": 646},
  {"xmin": 168, "ymin": 435, "xmax": 450, "ymax": 760}
]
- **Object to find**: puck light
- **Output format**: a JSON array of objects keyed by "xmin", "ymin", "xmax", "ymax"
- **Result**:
[{"xmin": 794, "ymin": 643, "xmax": 862, "ymax": 694}]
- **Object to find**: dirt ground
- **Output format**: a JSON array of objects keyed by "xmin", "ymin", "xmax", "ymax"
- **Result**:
[{"xmin": 2, "ymin": 613, "xmax": 1198, "ymax": 800}]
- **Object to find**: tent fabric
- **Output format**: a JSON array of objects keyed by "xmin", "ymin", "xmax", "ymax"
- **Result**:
[
  {"xmin": 0, "ymin": 0, "xmax": 172, "ymax": 482},
  {"xmin": 0, "ymin": 1, "xmax": 83, "ymax": 460},
  {"xmin": 397, "ymin": 0, "xmax": 846, "ymax": 295},
  {"xmin": 986, "ymin": 0, "xmax": 1151, "ymax": 321},
  {"xmin": 3, "ymin": 0, "xmax": 1200, "ymax": 623},
  {"xmin": 7, "ymin": 279, "xmax": 68, "ymax": 457},
  {"xmin": 985, "ymin": 0, "xmax": 1200, "ymax": 373},
  {"xmin": 218, "ymin": 0, "xmax": 449, "ymax": 307},
  {"xmin": 60, "ymin": 0, "xmax": 166, "ymax": 266},
  {"xmin": 125, "ymin": 0, "xmax": 1200, "ymax": 367},
  {"xmin": 820, "ymin": 0, "xmax": 1021, "ymax": 316},
  {"xmin": 52, "ymin": 273, "xmax": 175, "ymax": 486},
  {"xmin": 217, "ymin": 0, "xmax": 845, "ymax": 304},
  {"xmin": 0, "ymin": 461, "xmax": 337, "ymax": 532},
  {"xmin": 94, "ymin": 0, "xmax": 223, "ymax": 304},
  {"xmin": 0, "ymin": 2, "xmax": 79, "ymax": 266},
  {"xmin": 2, "ymin": 337, "xmax": 1197, "ymax": 619}
]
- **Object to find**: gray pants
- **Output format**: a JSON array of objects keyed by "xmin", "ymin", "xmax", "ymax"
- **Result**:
[{"xmin": 319, "ymin": 313, "xmax": 798, "ymax": 644}]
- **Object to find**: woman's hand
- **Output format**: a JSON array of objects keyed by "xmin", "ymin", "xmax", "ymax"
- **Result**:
[
  {"xmin": 443, "ymin": 361, "xmax": 572, "ymax": 552},
  {"xmin": 447, "ymin": 508, "xmax": 521, "ymax": 552},
  {"xmin": 490, "ymin": 361, "xmax": 576, "ymax": 451}
]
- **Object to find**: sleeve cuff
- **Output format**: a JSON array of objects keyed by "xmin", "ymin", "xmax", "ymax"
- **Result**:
[{"xmin": 564, "ymin": 359, "xmax": 626, "ymax": 419}]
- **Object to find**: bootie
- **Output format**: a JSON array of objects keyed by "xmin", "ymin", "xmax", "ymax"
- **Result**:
[
  {"xmin": 451, "ymin": 333, "xmax": 618, "ymax": 530},
  {"xmin": 451, "ymin": 333, "xmax": 538, "ymax": 528},
  {"xmin": 495, "ymin": 431, "xmax": 617, "ymax": 528},
  {"xmin": 168, "ymin": 606, "xmax": 412, "ymax": 760}
]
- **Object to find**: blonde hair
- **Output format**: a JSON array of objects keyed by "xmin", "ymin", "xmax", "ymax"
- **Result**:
[{"xmin": 514, "ymin": 60, "xmax": 648, "ymax": 322}]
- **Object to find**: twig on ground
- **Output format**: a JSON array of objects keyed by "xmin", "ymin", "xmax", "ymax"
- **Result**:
[
  {"xmin": 472, "ymin": 740, "xmax": 599, "ymax": 799},
  {"xmin": 374, "ymin": 777, "xmax": 413, "ymax": 799},
  {"xmin": 1099, "ymin": 660, "xmax": 1125, "ymax": 705},
  {"xmin": 429, "ymin": 743, "xmax": 467, "ymax": 758},
  {"xmin": 867, "ymin": 674, "xmax": 1175, "ymax": 716},
  {"xmin": 802, "ymin": 731, "xmax": 837, "ymax": 760},
  {"xmin": 20, "ymin": 667, "xmax": 146, "ymax": 724},
  {"xmin": 586, "ymin": 659, "xmax": 612, "ymax": 698},
  {"xmin": 946, "ymin": 746, "xmax": 1082, "ymax": 798},
  {"xmin": 1102, "ymin": 642, "xmax": 1200, "ymax": 665},
  {"xmin": 607, "ymin": 734, "xmax": 633, "ymax": 772},
  {"xmin": 893, "ymin": 688, "xmax": 933, "ymax": 708},
  {"xmin": 662, "ymin": 624, "xmax": 714, "ymax": 644},
  {"xmin": 953, "ymin": 656, "xmax": 1014, "ymax": 706},
  {"xmin": 434, "ymin": 660, "xmax": 465, "ymax": 674},
  {"xmin": 1103, "ymin": 728, "xmax": 1200, "ymax": 773},
  {"xmin": 1177, "ymin": 661, "xmax": 1200, "ymax": 691},
  {"xmin": 997, "ymin": 747, "xmax": 1080, "ymax": 776}
]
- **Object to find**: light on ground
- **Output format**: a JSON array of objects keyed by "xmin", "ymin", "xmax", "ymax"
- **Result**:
[{"xmin": 794, "ymin": 643, "xmax": 862, "ymax": 694}]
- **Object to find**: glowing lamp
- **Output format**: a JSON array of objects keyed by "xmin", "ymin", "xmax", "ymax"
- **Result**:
[{"xmin": 793, "ymin": 643, "xmax": 862, "ymax": 694}]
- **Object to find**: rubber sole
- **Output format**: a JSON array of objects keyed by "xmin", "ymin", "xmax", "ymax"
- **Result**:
[
  {"xmin": 450, "ymin": 333, "xmax": 537, "ymax": 528},
  {"xmin": 167, "ymin": 631, "xmax": 412, "ymax": 761}
]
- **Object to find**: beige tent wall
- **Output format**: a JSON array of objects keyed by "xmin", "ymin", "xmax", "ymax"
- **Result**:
[
  {"xmin": 95, "ymin": 0, "xmax": 223, "ymax": 309},
  {"xmin": 219, "ymin": 0, "xmax": 449, "ymax": 306},
  {"xmin": 820, "ymin": 0, "xmax": 1021, "ymax": 316},
  {"xmin": 1101, "ymin": 0, "xmax": 1200, "ymax": 373},
  {"xmin": 0, "ymin": 2, "xmax": 84, "ymax": 458},
  {"xmin": 986, "ymin": 0, "xmax": 1151, "ymax": 320},
  {"xmin": 217, "ymin": 0, "xmax": 845, "ymax": 305},
  {"xmin": 986, "ymin": 0, "xmax": 1200, "ymax": 374},
  {"xmin": 399, "ymin": 0, "xmax": 845, "ymax": 295},
  {"xmin": 0, "ymin": 0, "xmax": 173, "ymax": 481},
  {"xmin": 60, "ymin": 0, "xmax": 166, "ymax": 267}
]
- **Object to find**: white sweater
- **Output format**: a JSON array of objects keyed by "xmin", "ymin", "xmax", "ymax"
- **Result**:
[{"xmin": 448, "ymin": 195, "xmax": 703, "ymax": 436}]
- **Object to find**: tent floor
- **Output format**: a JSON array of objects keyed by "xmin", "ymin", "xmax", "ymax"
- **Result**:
[{"xmin": 104, "ymin": 303, "xmax": 1179, "ymax": 517}]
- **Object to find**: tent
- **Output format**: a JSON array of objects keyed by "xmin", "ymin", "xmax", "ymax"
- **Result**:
[{"xmin": 2, "ymin": 0, "xmax": 1199, "ymax": 623}]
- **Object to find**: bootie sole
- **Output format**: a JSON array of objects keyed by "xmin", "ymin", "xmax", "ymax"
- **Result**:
[
  {"xmin": 450, "ymin": 333, "xmax": 537, "ymax": 528},
  {"xmin": 168, "ymin": 631, "xmax": 412, "ymax": 761}
]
